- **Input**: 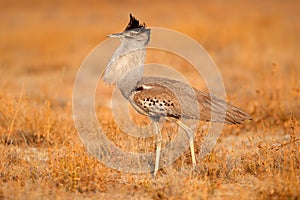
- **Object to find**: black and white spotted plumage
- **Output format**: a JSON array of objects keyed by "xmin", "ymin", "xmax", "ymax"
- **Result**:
[{"xmin": 130, "ymin": 76, "xmax": 252, "ymax": 124}]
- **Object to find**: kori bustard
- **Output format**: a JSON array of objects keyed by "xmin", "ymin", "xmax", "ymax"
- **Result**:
[{"xmin": 103, "ymin": 14, "xmax": 251, "ymax": 176}]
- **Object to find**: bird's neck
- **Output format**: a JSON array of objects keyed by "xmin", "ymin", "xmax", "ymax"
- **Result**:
[{"xmin": 104, "ymin": 42, "xmax": 146, "ymax": 99}]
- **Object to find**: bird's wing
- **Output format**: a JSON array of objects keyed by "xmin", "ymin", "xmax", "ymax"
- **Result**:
[
  {"xmin": 132, "ymin": 76, "xmax": 252, "ymax": 124},
  {"xmin": 129, "ymin": 81, "xmax": 182, "ymax": 119}
]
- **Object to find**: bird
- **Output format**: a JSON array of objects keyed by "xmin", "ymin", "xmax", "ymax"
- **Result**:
[{"xmin": 103, "ymin": 14, "xmax": 252, "ymax": 177}]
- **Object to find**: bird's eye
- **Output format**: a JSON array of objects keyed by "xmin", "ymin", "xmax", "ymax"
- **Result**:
[{"xmin": 129, "ymin": 32, "xmax": 136, "ymax": 36}]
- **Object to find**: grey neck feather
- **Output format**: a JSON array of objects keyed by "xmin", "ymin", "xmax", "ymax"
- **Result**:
[{"xmin": 103, "ymin": 39, "xmax": 147, "ymax": 99}]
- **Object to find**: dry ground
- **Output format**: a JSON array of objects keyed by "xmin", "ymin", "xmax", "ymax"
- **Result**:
[{"xmin": 0, "ymin": 0, "xmax": 299, "ymax": 199}]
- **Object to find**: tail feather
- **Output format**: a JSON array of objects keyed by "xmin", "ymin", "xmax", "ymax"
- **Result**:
[{"xmin": 197, "ymin": 90, "xmax": 252, "ymax": 124}]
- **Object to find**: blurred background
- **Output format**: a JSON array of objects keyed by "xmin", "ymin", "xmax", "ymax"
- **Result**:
[{"xmin": 0, "ymin": 1, "xmax": 299, "ymax": 198}]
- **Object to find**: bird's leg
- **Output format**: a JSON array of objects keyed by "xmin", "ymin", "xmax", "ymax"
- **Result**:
[
  {"xmin": 152, "ymin": 119, "xmax": 162, "ymax": 177},
  {"xmin": 176, "ymin": 120, "xmax": 196, "ymax": 169}
]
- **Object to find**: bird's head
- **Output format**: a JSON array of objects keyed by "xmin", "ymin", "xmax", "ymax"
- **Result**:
[{"xmin": 108, "ymin": 14, "xmax": 150, "ymax": 46}]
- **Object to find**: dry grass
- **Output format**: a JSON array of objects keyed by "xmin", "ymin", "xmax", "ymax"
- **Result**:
[{"xmin": 0, "ymin": 0, "xmax": 299, "ymax": 199}]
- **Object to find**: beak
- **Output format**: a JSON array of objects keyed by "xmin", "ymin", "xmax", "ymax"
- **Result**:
[{"xmin": 107, "ymin": 33, "xmax": 123, "ymax": 38}]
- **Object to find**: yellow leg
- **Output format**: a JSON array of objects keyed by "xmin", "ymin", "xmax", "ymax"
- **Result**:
[
  {"xmin": 176, "ymin": 120, "xmax": 196, "ymax": 169},
  {"xmin": 153, "ymin": 121, "xmax": 162, "ymax": 177}
]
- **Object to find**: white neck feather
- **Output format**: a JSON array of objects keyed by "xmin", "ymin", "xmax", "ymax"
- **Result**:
[{"xmin": 103, "ymin": 41, "xmax": 146, "ymax": 99}]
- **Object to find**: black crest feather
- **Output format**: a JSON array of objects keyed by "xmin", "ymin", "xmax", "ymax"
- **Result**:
[{"xmin": 124, "ymin": 13, "xmax": 146, "ymax": 31}]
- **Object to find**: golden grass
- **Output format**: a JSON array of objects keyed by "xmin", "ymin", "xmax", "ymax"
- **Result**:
[{"xmin": 0, "ymin": 0, "xmax": 299, "ymax": 199}]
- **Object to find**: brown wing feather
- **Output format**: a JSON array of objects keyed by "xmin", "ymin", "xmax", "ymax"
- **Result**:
[
  {"xmin": 131, "ymin": 76, "xmax": 252, "ymax": 124},
  {"xmin": 130, "ymin": 83, "xmax": 181, "ymax": 118}
]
